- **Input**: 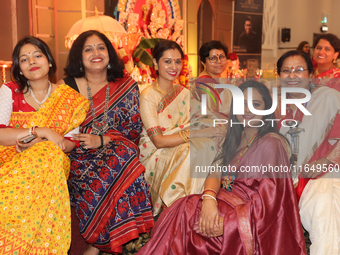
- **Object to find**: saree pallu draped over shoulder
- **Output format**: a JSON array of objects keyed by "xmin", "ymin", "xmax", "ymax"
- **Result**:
[
  {"xmin": 314, "ymin": 67, "xmax": 340, "ymax": 92},
  {"xmin": 138, "ymin": 133, "xmax": 307, "ymax": 255},
  {"xmin": 139, "ymin": 83, "xmax": 221, "ymax": 215},
  {"xmin": 279, "ymin": 86, "xmax": 340, "ymax": 255},
  {"xmin": 0, "ymin": 84, "xmax": 89, "ymax": 254},
  {"xmin": 68, "ymin": 76, "xmax": 154, "ymax": 254}
]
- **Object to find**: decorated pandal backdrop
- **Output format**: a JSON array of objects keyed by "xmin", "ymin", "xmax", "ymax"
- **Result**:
[{"xmin": 64, "ymin": 0, "xmax": 188, "ymax": 91}]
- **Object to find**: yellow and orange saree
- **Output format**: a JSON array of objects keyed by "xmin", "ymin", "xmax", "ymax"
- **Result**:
[{"xmin": 0, "ymin": 84, "xmax": 89, "ymax": 254}]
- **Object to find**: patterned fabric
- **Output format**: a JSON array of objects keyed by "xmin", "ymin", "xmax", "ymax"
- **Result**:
[
  {"xmin": 68, "ymin": 76, "xmax": 154, "ymax": 254},
  {"xmin": 0, "ymin": 83, "xmax": 89, "ymax": 254},
  {"xmin": 157, "ymin": 85, "xmax": 184, "ymax": 114},
  {"xmin": 139, "ymin": 83, "xmax": 222, "ymax": 215},
  {"xmin": 146, "ymin": 126, "xmax": 162, "ymax": 138},
  {"xmin": 314, "ymin": 67, "xmax": 340, "ymax": 92}
]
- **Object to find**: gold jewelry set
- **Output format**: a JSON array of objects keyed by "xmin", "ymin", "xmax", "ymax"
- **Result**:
[{"xmin": 155, "ymin": 78, "xmax": 168, "ymax": 95}]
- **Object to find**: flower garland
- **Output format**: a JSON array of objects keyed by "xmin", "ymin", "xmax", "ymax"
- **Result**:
[
  {"xmin": 179, "ymin": 54, "xmax": 189, "ymax": 87},
  {"xmin": 118, "ymin": 47, "xmax": 134, "ymax": 73}
]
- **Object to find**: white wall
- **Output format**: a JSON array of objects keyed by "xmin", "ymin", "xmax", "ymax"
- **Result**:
[{"xmin": 262, "ymin": 0, "xmax": 339, "ymax": 69}]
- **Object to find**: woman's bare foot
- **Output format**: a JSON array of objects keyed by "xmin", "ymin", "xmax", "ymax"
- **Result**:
[{"xmin": 83, "ymin": 244, "xmax": 100, "ymax": 255}]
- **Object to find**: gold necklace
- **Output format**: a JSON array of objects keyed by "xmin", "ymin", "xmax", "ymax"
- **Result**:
[
  {"xmin": 156, "ymin": 78, "xmax": 169, "ymax": 95},
  {"xmin": 156, "ymin": 79, "xmax": 184, "ymax": 128}
]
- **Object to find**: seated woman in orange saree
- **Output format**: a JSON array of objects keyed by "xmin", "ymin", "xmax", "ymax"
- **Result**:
[
  {"xmin": 0, "ymin": 36, "xmax": 89, "ymax": 254},
  {"xmin": 138, "ymin": 81, "xmax": 307, "ymax": 255}
]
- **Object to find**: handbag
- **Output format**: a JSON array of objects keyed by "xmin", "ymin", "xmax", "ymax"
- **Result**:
[{"xmin": 262, "ymin": 63, "xmax": 278, "ymax": 79}]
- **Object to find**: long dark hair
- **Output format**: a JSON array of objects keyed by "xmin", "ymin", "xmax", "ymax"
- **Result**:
[
  {"xmin": 11, "ymin": 36, "xmax": 56, "ymax": 92},
  {"xmin": 214, "ymin": 80, "xmax": 286, "ymax": 167},
  {"xmin": 297, "ymin": 41, "xmax": 309, "ymax": 51},
  {"xmin": 64, "ymin": 30, "xmax": 124, "ymax": 82}
]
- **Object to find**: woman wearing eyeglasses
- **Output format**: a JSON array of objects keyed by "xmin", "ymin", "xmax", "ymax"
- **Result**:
[
  {"xmin": 277, "ymin": 50, "xmax": 340, "ymax": 255},
  {"xmin": 312, "ymin": 33, "xmax": 340, "ymax": 92},
  {"xmin": 195, "ymin": 41, "xmax": 232, "ymax": 116}
]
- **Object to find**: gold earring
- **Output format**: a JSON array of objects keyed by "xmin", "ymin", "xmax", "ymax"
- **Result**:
[
  {"xmin": 333, "ymin": 59, "xmax": 337, "ymax": 64},
  {"xmin": 49, "ymin": 63, "xmax": 52, "ymax": 67},
  {"xmin": 154, "ymin": 65, "xmax": 158, "ymax": 71},
  {"xmin": 20, "ymin": 71, "xmax": 23, "ymax": 75}
]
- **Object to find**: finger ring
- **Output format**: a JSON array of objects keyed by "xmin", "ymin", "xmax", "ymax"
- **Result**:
[{"xmin": 81, "ymin": 142, "xmax": 87, "ymax": 149}]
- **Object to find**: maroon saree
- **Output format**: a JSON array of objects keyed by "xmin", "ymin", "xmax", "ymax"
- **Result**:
[{"xmin": 138, "ymin": 133, "xmax": 307, "ymax": 255}]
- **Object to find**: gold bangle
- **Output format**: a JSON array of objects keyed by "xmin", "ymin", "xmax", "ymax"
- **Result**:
[
  {"xmin": 203, "ymin": 188, "xmax": 218, "ymax": 196},
  {"xmin": 184, "ymin": 130, "xmax": 190, "ymax": 140},
  {"xmin": 179, "ymin": 131, "xmax": 187, "ymax": 142},
  {"xmin": 202, "ymin": 198, "xmax": 218, "ymax": 206},
  {"xmin": 182, "ymin": 130, "xmax": 190, "ymax": 142},
  {"xmin": 181, "ymin": 131, "xmax": 189, "ymax": 143}
]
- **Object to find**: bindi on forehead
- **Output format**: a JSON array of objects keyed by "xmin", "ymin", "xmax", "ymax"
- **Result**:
[
  {"xmin": 211, "ymin": 53, "xmax": 221, "ymax": 56},
  {"xmin": 84, "ymin": 43, "xmax": 105, "ymax": 47},
  {"xmin": 165, "ymin": 58, "xmax": 181, "ymax": 61}
]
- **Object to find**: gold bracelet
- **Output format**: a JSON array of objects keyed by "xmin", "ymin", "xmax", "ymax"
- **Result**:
[
  {"xmin": 179, "ymin": 131, "xmax": 187, "ymax": 142},
  {"xmin": 182, "ymin": 130, "xmax": 190, "ymax": 142},
  {"xmin": 184, "ymin": 130, "xmax": 190, "ymax": 140},
  {"xmin": 182, "ymin": 131, "xmax": 189, "ymax": 143},
  {"xmin": 203, "ymin": 188, "xmax": 218, "ymax": 196},
  {"xmin": 202, "ymin": 198, "xmax": 218, "ymax": 206}
]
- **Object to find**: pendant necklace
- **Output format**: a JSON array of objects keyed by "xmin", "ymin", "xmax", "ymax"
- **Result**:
[
  {"xmin": 29, "ymin": 80, "xmax": 51, "ymax": 106},
  {"xmin": 86, "ymin": 78, "xmax": 110, "ymax": 135}
]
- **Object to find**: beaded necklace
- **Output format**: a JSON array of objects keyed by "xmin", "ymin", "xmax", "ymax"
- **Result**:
[
  {"xmin": 28, "ymin": 80, "xmax": 51, "ymax": 107},
  {"xmin": 86, "ymin": 78, "xmax": 110, "ymax": 135},
  {"xmin": 235, "ymin": 131, "xmax": 258, "ymax": 166},
  {"xmin": 156, "ymin": 79, "xmax": 183, "ymax": 128},
  {"xmin": 222, "ymin": 131, "xmax": 258, "ymax": 191}
]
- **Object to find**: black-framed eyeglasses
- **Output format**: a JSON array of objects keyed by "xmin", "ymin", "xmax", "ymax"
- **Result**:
[
  {"xmin": 280, "ymin": 66, "xmax": 308, "ymax": 75},
  {"xmin": 207, "ymin": 54, "xmax": 227, "ymax": 63}
]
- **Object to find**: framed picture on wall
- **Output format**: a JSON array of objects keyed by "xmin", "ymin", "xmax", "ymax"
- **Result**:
[
  {"xmin": 234, "ymin": 0, "xmax": 264, "ymax": 14},
  {"xmin": 238, "ymin": 54, "xmax": 262, "ymax": 77},
  {"xmin": 233, "ymin": 13, "xmax": 262, "ymax": 54}
]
